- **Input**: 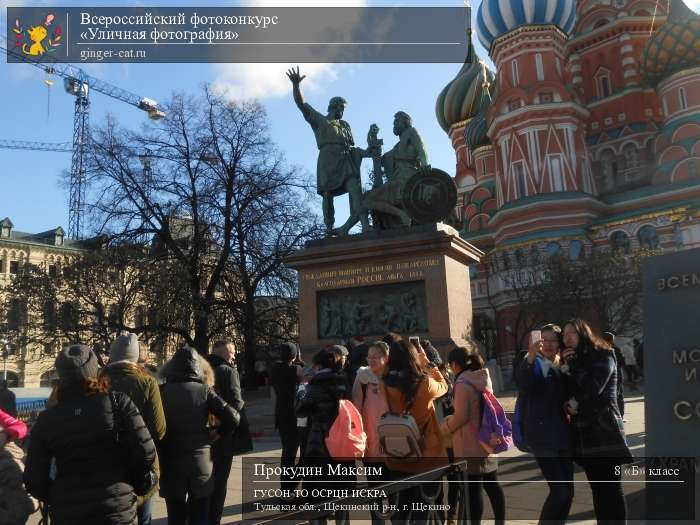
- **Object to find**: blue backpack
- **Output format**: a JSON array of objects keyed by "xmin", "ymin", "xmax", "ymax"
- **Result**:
[{"xmin": 513, "ymin": 357, "xmax": 543, "ymax": 453}]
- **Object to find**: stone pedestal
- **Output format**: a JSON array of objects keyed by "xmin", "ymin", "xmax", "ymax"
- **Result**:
[{"xmin": 285, "ymin": 223, "xmax": 482, "ymax": 359}]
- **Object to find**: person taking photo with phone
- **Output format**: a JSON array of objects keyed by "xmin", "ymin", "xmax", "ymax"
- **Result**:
[
  {"xmin": 561, "ymin": 318, "xmax": 632, "ymax": 525},
  {"xmin": 514, "ymin": 324, "xmax": 574, "ymax": 525}
]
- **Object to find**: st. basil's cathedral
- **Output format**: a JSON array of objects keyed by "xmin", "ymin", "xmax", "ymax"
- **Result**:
[{"xmin": 436, "ymin": 0, "xmax": 700, "ymax": 375}]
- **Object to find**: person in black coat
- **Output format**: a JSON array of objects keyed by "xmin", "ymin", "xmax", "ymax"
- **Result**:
[
  {"xmin": 159, "ymin": 346, "xmax": 239, "ymax": 525},
  {"xmin": 24, "ymin": 344, "xmax": 157, "ymax": 525},
  {"xmin": 0, "ymin": 379, "xmax": 16, "ymax": 417},
  {"xmin": 515, "ymin": 324, "xmax": 573, "ymax": 524},
  {"xmin": 562, "ymin": 319, "xmax": 632, "ymax": 525},
  {"xmin": 206, "ymin": 340, "xmax": 248, "ymax": 525},
  {"xmin": 296, "ymin": 349, "xmax": 353, "ymax": 525},
  {"xmin": 269, "ymin": 342, "xmax": 303, "ymax": 495}
]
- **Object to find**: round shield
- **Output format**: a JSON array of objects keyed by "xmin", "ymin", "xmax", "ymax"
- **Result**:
[{"xmin": 401, "ymin": 168, "xmax": 457, "ymax": 224}]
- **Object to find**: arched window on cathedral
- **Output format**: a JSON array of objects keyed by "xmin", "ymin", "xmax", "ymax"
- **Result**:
[
  {"xmin": 549, "ymin": 155, "xmax": 564, "ymax": 191},
  {"xmin": 679, "ymin": 87, "xmax": 688, "ymax": 110},
  {"xmin": 513, "ymin": 162, "xmax": 527, "ymax": 198},
  {"xmin": 600, "ymin": 150, "xmax": 617, "ymax": 190},
  {"xmin": 637, "ymin": 225, "xmax": 659, "ymax": 250},
  {"xmin": 535, "ymin": 53, "xmax": 544, "ymax": 81},
  {"xmin": 623, "ymin": 144, "xmax": 639, "ymax": 170},
  {"xmin": 546, "ymin": 242, "xmax": 562, "ymax": 257},
  {"xmin": 512, "ymin": 59, "xmax": 519, "ymax": 87},
  {"xmin": 610, "ymin": 231, "xmax": 631, "ymax": 254},
  {"xmin": 569, "ymin": 240, "xmax": 584, "ymax": 261}
]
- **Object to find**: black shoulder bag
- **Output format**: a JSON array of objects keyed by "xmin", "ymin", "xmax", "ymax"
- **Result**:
[{"xmin": 109, "ymin": 392, "xmax": 158, "ymax": 496}]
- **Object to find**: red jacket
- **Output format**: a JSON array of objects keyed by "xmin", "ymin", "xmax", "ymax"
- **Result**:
[{"xmin": 0, "ymin": 408, "xmax": 27, "ymax": 441}]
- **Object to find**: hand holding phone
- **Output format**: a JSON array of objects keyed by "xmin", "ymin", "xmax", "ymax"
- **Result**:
[{"xmin": 527, "ymin": 330, "xmax": 542, "ymax": 363}]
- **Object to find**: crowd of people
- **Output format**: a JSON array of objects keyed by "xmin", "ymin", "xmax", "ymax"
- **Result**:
[
  {"xmin": 0, "ymin": 316, "xmax": 636, "ymax": 525},
  {"xmin": 270, "ymin": 319, "xmax": 634, "ymax": 525},
  {"xmin": 0, "ymin": 335, "xmax": 249, "ymax": 525}
]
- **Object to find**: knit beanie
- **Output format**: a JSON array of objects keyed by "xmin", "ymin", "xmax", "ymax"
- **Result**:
[
  {"xmin": 55, "ymin": 344, "xmax": 100, "ymax": 384},
  {"xmin": 109, "ymin": 333, "xmax": 140, "ymax": 363},
  {"xmin": 277, "ymin": 342, "xmax": 298, "ymax": 362}
]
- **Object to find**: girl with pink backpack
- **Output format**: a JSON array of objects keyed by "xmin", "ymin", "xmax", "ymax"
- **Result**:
[
  {"xmin": 441, "ymin": 344, "xmax": 506, "ymax": 525},
  {"xmin": 296, "ymin": 349, "xmax": 358, "ymax": 525}
]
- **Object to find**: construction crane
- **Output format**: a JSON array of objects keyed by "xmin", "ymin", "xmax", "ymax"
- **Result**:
[
  {"xmin": 0, "ymin": 140, "xmax": 72, "ymax": 152},
  {"xmin": 0, "ymin": 35, "xmax": 165, "ymax": 239}
]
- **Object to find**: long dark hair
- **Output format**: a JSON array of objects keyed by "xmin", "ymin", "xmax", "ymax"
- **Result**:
[
  {"xmin": 565, "ymin": 318, "xmax": 612, "ymax": 353},
  {"xmin": 447, "ymin": 344, "xmax": 485, "ymax": 373},
  {"xmin": 384, "ymin": 339, "xmax": 425, "ymax": 405}
]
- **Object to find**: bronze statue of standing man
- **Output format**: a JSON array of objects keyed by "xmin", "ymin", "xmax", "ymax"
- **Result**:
[{"xmin": 286, "ymin": 66, "xmax": 371, "ymax": 235}]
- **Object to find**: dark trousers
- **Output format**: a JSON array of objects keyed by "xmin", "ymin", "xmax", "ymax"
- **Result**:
[
  {"xmin": 364, "ymin": 461, "xmax": 391, "ymax": 525},
  {"xmin": 581, "ymin": 458, "xmax": 627, "ymax": 525},
  {"xmin": 532, "ymin": 449, "xmax": 574, "ymax": 524},
  {"xmin": 278, "ymin": 420, "xmax": 299, "ymax": 494},
  {"xmin": 165, "ymin": 496, "xmax": 209, "ymax": 525},
  {"xmin": 616, "ymin": 368, "xmax": 625, "ymax": 417},
  {"xmin": 209, "ymin": 443, "xmax": 234, "ymax": 525},
  {"xmin": 466, "ymin": 471, "xmax": 505, "ymax": 525}
]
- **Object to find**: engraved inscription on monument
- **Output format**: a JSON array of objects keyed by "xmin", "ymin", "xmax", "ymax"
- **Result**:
[
  {"xmin": 317, "ymin": 281, "xmax": 428, "ymax": 338},
  {"xmin": 302, "ymin": 256, "xmax": 440, "ymax": 290}
]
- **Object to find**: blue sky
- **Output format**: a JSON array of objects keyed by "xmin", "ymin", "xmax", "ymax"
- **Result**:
[{"xmin": 1, "ymin": 0, "xmax": 490, "ymax": 235}]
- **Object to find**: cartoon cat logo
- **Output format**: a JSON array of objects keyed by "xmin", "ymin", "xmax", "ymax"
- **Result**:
[{"xmin": 13, "ymin": 13, "xmax": 62, "ymax": 56}]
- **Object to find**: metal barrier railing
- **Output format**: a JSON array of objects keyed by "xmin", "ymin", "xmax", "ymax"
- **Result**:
[
  {"xmin": 250, "ymin": 460, "xmax": 469, "ymax": 524},
  {"xmin": 16, "ymin": 399, "xmax": 48, "ymax": 424}
]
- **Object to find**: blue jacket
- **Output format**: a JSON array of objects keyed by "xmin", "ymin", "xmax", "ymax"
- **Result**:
[{"xmin": 514, "ymin": 354, "xmax": 571, "ymax": 451}]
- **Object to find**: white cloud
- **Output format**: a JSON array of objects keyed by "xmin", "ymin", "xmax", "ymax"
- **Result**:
[
  {"xmin": 213, "ymin": 0, "xmax": 367, "ymax": 100},
  {"xmin": 213, "ymin": 62, "xmax": 346, "ymax": 100},
  {"xmin": 688, "ymin": 0, "xmax": 700, "ymax": 12}
]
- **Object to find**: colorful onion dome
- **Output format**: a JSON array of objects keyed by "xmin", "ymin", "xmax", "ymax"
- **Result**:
[
  {"xmin": 435, "ymin": 31, "xmax": 495, "ymax": 133},
  {"xmin": 465, "ymin": 105, "xmax": 490, "ymax": 150},
  {"xmin": 476, "ymin": 0, "xmax": 576, "ymax": 52},
  {"xmin": 641, "ymin": 0, "xmax": 700, "ymax": 87}
]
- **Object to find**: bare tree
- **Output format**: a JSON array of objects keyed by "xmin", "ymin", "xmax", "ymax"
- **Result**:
[
  {"xmin": 3, "ymin": 245, "xmax": 155, "ymax": 363},
  {"xmin": 82, "ymin": 85, "xmax": 320, "ymax": 380},
  {"xmin": 486, "ymin": 247, "xmax": 648, "ymax": 361}
]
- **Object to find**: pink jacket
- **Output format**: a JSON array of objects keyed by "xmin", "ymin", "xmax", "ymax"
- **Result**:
[
  {"xmin": 352, "ymin": 367, "xmax": 389, "ymax": 460},
  {"xmin": 440, "ymin": 369, "xmax": 497, "ymax": 474},
  {"xmin": 0, "ymin": 409, "xmax": 27, "ymax": 441}
]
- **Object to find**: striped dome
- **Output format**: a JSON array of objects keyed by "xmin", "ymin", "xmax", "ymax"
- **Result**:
[
  {"xmin": 436, "ymin": 32, "xmax": 495, "ymax": 133},
  {"xmin": 476, "ymin": 0, "xmax": 576, "ymax": 52},
  {"xmin": 465, "ymin": 105, "xmax": 490, "ymax": 149},
  {"xmin": 641, "ymin": 0, "xmax": 700, "ymax": 87}
]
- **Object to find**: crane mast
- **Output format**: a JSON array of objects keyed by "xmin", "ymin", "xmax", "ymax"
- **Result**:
[{"xmin": 0, "ymin": 35, "xmax": 165, "ymax": 239}]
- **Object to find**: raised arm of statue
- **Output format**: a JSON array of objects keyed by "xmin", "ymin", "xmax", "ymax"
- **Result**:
[{"xmin": 286, "ymin": 66, "xmax": 307, "ymax": 112}]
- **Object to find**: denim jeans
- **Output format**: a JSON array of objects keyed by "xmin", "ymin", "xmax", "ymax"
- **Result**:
[
  {"xmin": 137, "ymin": 495, "xmax": 153, "ymax": 525},
  {"xmin": 531, "ymin": 447, "xmax": 574, "ymax": 525}
]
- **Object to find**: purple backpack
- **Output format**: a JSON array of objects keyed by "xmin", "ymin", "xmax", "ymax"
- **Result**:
[{"xmin": 457, "ymin": 377, "xmax": 513, "ymax": 454}]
